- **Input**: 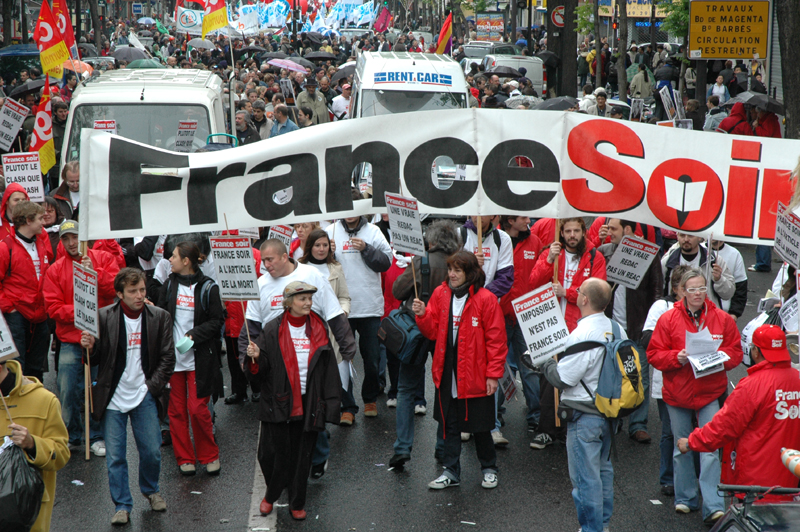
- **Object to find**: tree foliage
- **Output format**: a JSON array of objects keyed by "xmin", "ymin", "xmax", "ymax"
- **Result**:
[
  {"xmin": 461, "ymin": 0, "xmax": 489, "ymax": 13},
  {"xmin": 657, "ymin": 0, "xmax": 689, "ymax": 38},
  {"xmin": 575, "ymin": 2, "xmax": 595, "ymax": 35}
]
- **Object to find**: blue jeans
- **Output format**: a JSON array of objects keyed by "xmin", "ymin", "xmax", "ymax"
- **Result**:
[
  {"xmin": 349, "ymin": 317, "xmax": 382, "ymax": 404},
  {"xmin": 497, "ymin": 321, "xmax": 541, "ymax": 427},
  {"xmin": 657, "ymin": 399, "xmax": 674, "ymax": 487},
  {"xmin": 393, "ymin": 359, "xmax": 427, "ymax": 455},
  {"xmin": 627, "ymin": 346, "xmax": 650, "ymax": 434},
  {"xmin": 312, "ymin": 430, "xmax": 330, "ymax": 467},
  {"xmin": 755, "ymin": 245, "xmax": 772, "ymax": 271},
  {"xmin": 5, "ymin": 311, "xmax": 49, "ymax": 381},
  {"xmin": 667, "ymin": 401, "xmax": 724, "ymax": 518},
  {"xmin": 57, "ymin": 343, "xmax": 103, "ymax": 445},
  {"xmin": 102, "ymin": 392, "xmax": 162, "ymax": 513},
  {"xmin": 341, "ymin": 375, "xmax": 359, "ymax": 414},
  {"xmin": 567, "ymin": 412, "xmax": 614, "ymax": 532}
]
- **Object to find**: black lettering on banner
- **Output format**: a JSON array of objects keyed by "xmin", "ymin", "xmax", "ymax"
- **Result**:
[
  {"xmin": 404, "ymin": 138, "xmax": 479, "ymax": 208},
  {"xmin": 108, "ymin": 138, "xmax": 188, "ymax": 231},
  {"xmin": 187, "ymin": 163, "xmax": 247, "ymax": 224},
  {"xmin": 324, "ymin": 142, "xmax": 400, "ymax": 211},
  {"xmin": 481, "ymin": 139, "xmax": 559, "ymax": 211},
  {"xmin": 244, "ymin": 154, "xmax": 322, "ymax": 220}
]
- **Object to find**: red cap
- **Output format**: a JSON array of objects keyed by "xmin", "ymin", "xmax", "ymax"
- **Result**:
[
  {"xmin": 752, "ymin": 324, "xmax": 792, "ymax": 363},
  {"xmin": 342, "ymin": 83, "xmax": 352, "ymax": 90}
]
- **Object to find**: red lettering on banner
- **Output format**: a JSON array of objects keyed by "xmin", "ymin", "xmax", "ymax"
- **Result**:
[
  {"xmin": 564, "ymin": 120, "xmax": 645, "ymax": 212},
  {"xmin": 646, "ymin": 159, "xmax": 724, "ymax": 232},
  {"xmin": 724, "ymin": 167, "xmax": 759, "ymax": 238},
  {"xmin": 758, "ymin": 168, "xmax": 795, "ymax": 239},
  {"xmin": 731, "ymin": 139, "xmax": 762, "ymax": 162}
]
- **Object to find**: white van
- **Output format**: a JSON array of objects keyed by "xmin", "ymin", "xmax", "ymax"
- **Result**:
[
  {"xmin": 350, "ymin": 51, "xmax": 469, "ymax": 118},
  {"xmin": 61, "ymin": 69, "xmax": 227, "ymax": 167},
  {"xmin": 481, "ymin": 54, "xmax": 545, "ymax": 95}
]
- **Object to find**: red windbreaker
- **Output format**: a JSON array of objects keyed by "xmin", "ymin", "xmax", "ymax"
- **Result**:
[
  {"xmin": 92, "ymin": 240, "xmax": 126, "ymax": 269},
  {"xmin": 417, "ymin": 283, "xmax": 507, "ymax": 399},
  {"xmin": 0, "ymin": 233, "xmax": 52, "ymax": 322},
  {"xmin": 499, "ymin": 231, "xmax": 543, "ymax": 319},
  {"xmin": 0, "ymin": 183, "xmax": 55, "ymax": 264},
  {"xmin": 224, "ymin": 247, "xmax": 262, "ymax": 338},
  {"xmin": 648, "ymin": 299, "xmax": 743, "ymax": 410},
  {"xmin": 688, "ymin": 360, "xmax": 800, "ymax": 498},
  {"xmin": 754, "ymin": 111, "xmax": 782, "ymax": 139},
  {"xmin": 716, "ymin": 102, "xmax": 754, "ymax": 136},
  {"xmin": 531, "ymin": 218, "xmax": 556, "ymax": 248},
  {"xmin": 528, "ymin": 246, "xmax": 607, "ymax": 331},
  {"xmin": 42, "ymin": 249, "xmax": 120, "ymax": 343},
  {"xmin": 586, "ymin": 217, "xmax": 658, "ymax": 249}
]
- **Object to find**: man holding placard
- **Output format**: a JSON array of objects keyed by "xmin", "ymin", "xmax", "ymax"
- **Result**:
[
  {"xmin": 661, "ymin": 233, "xmax": 735, "ymax": 309},
  {"xmin": 43, "ymin": 220, "xmax": 120, "ymax": 456},
  {"xmin": 598, "ymin": 218, "xmax": 663, "ymax": 444}
]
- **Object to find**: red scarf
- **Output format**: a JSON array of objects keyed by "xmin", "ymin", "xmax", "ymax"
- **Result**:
[
  {"xmin": 278, "ymin": 311, "xmax": 330, "ymax": 418},
  {"xmin": 121, "ymin": 300, "xmax": 144, "ymax": 319}
]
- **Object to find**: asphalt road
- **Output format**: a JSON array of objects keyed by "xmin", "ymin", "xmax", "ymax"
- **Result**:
[{"xmin": 47, "ymin": 244, "xmax": 777, "ymax": 532}]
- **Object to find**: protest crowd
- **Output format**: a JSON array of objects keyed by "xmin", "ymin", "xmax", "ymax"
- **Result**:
[{"xmin": 2, "ymin": 2, "xmax": 800, "ymax": 532}]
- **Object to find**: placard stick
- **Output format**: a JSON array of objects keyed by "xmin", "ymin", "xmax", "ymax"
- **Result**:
[
  {"xmin": 411, "ymin": 260, "xmax": 419, "ymax": 301},
  {"xmin": 80, "ymin": 241, "xmax": 92, "ymax": 461},
  {"xmin": 552, "ymin": 219, "xmax": 561, "ymax": 427},
  {"xmin": 0, "ymin": 391, "xmax": 13, "ymax": 424},
  {"xmin": 224, "ymin": 214, "xmax": 251, "ymax": 345}
]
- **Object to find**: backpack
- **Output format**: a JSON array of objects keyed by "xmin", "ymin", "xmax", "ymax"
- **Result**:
[
  {"xmin": 459, "ymin": 226, "xmax": 501, "ymax": 254},
  {"xmin": 377, "ymin": 255, "xmax": 431, "ymax": 365},
  {"xmin": 561, "ymin": 320, "xmax": 644, "ymax": 418}
]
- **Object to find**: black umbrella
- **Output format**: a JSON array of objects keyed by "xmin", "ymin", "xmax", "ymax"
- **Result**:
[
  {"xmin": 236, "ymin": 45, "xmax": 266, "ymax": 57},
  {"xmin": 484, "ymin": 65, "xmax": 522, "ymax": 78},
  {"xmin": 8, "ymin": 78, "xmax": 47, "ymax": 98},
  {"xmin": 287, "ymin": 56, "xmax": 314, "ymax": 69},
  {"xmin": 77, "ymin": 42, "xmax": 98, "ymax": 56},
  {"xmin": 302, "ymin": 32, "xmax": 325, "ymax": 45},
  {"xmin": 260, "ymin": 51, "xmax": 288, "ymax": 60},
  {"xmin": 536, "ymin": 50, "xmax": 560, "ymax": 68},
  {"xmin": 723, "ymin": 91, "xmax": 785, "ymax": 114},
  {"xmin": 534, "ymin": 96, "xmax": 580, "ymax": 111},
  {"xmin": 112, "ymin": 46, "xmax": 148, "ymax": 61},
  {"xmin": 305, "ymin": 51, "xmax": 337, "ymax": 61},
  {"xmin": 331, "ymin": 64, "xmax": 355, "ymax": 83},
  {"xmin": 138, "ymin": 30, "xmax": 153, "ymax": 37}
]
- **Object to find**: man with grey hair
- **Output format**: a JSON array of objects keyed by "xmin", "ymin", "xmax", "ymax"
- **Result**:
[{"xmin": 234, "ymin": 110, "xmax": 260, "ymax": 146}]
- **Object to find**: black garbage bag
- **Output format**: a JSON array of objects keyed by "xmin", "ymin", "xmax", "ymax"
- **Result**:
[{"xmin": 0, "ymin": 439, "xmax": 45, "ymax": 532}]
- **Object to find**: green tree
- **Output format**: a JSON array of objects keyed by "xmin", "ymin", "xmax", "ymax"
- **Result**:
[
  {"xmin": 574, "ymin": 1, "xmax": 594, "ymax": 35},
  {"xmin": 656, "ymin": 0, "xmax": 689, "ymax": 38}
]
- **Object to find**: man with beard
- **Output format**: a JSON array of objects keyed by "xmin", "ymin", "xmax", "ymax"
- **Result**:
[{"xmin": 661, "ymin": 233, "xmax": 735, "ymax": 309}]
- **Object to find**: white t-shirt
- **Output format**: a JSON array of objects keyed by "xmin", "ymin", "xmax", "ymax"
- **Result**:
[
  {"xmin": 704, "ymin": 242, "xmax": 747, "ymax": 312},
  {"xmin": 290, "ymin": 323, "xmax": 311, "ymax": 394},
  {"xmin": 173, "ymin": 283, "xmax": 196, "ymax": 372},
  {"xmin": 461, "ymin": 228, "xmax": 514, "ymax": 287},
  {"xmin": 308, "ymin": 262, "xmax": 330, "ymax": 279},
  {"xmin": 108, "ymin": 315, "xmax": 149, "ymax": 412},
  {"xmin": 331, "ymin": 94, "xmax": 350, "ymax": 120},
  {"xmin": 292, "ymin": 246, "xmax": 305, "ymax": 261},
  {"xmin": 155, "ymin": 257, "xmax": 218, "ymax": 285},
  {"xmin": 70, "ymin": 190, "xmax": 80, "ymax": 207},
  {"xmin": 558, "ymin": 313, "xmax": 628, "ymax": 403},
  {"xmin": 245, "ymin": 262, "xmax": 343, "ymax": 327},
  {"xmin": 612, "ymin": 286, "xmax": 627, "ymax": 331},
  {"xmin": 560, "ymin": 251, "xmax": 580, "ymax": 314},
  {"xmin": 642, "ymin": 298, "xmax": 673, "ymax": 399},
  {"xmin": 450, "ymin": 293, "xmax": 467, "ymax": 398},
  {"xmin": 135, "ymin": 235, "xmax": 166, "ymax": 271},
  {"xmin": 16, "ymin": 236, "xmax": 40, "ymax": 279}
]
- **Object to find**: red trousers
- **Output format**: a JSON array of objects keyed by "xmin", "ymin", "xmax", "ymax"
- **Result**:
[{"xmin": 168, "ymin": 371, "xmax": 219, "ymax": 465}]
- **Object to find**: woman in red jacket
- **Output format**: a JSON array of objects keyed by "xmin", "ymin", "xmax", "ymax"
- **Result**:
[
  {"xmin": 648, "ymin": 268, "xmax": 742, "ymax": 525},
  {"xmin": 412, "ymin": 251, "xmax": 507, "ymax": 490}
]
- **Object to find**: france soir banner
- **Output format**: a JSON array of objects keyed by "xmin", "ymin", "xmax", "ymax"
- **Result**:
[{"xmin": 80, "ymin": 109, "xmax": 796, "ymax": 244}]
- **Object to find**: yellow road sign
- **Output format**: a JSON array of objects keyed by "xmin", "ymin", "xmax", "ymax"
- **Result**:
[{"xmin": 688, "ymin": 0, "xmax": 769, "ymax": 59}]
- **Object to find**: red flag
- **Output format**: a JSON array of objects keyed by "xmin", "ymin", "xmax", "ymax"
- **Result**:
[
  {"xmin": 202, "ymin": 0, "xmax": 227, "ymax": 38},
  {"xmin": 374, "ymin": 7, "xmax": 391, "ymax": 33},
  {"xmin": 33, "ymin": 1, "xmax": 71, "ymax": 77},
  {"xmin": 52, "ymin": 0, "xmax": 78, "ymax": 61},
  {"xmin": 29, "ymin": 76, "xmax": 57, "ymax": 175}
]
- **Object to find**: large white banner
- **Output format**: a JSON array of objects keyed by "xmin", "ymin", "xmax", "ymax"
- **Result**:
[{"xmin": 80, "ymin": 109, "xmax": 798, "ymax": 243}]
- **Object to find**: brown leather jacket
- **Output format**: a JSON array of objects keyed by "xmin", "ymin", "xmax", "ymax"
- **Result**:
[{"xmin": 89, "ymin": 302, "xmax": 175, "ymax": 421}]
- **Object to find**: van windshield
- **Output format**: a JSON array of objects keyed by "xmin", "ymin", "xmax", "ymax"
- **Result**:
[
  {"xmin": 65, "ymin": 103, "xmax": 211, "ymax": 161},
  {"xmin": 360, "ymin": 89, "xmax": 466, "ymax": 116}
]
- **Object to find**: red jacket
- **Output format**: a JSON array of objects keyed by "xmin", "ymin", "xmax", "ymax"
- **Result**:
[
  {"xmin": 0, "ymin": 183, "xmax": 55, "ymax": 264},
  {"xmin": 92, "ymin": 240, "xmax": 126, "ymax": 269},
  {"xmin": 754, "ymin": 111, "xmax": 782, "ymax": 139},
  {"xmin": 688, "ymin": 360, "xmax": 800, "ymax": 498},
  {"xmin": 586, "ymin": 217, "xmax": 658, "ymax": 249},
  {"xmin": 648, "ymin": 299, "xmax": 743, "ymax": 410},
  {"xmin": 531, "ymin": 218, "xmax": 556, "ymax": 248},
  {"xmin": 716, "ymin": 102, "xmax": 753, "ymax": 136},
  {"xmin": 0, "ymin": 233, "xmax": 52, "ymax": 322},
  {"xmin": 382, "ymin": 256, "xmax": 407, "ymax": 319},
  {"xmin": 42, "ymin": 249, "xmax": 120, "ymax": 343},
  {"xmin": 224, "ymin": 247, "xmax": 262, "ymax": 338},
  {"xmin": 528, "ymin": 246, "xmax": 607, "ymax": 331},
  {"xmin": 500, "ymin": 231, "xmax": 543, "ymax": 319},
  {"xmin": 417, "ymin": 283, "xmax": 507, "ymax": 398}
]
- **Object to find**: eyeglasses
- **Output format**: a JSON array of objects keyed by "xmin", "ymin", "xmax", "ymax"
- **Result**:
[{"xmin": 685, "ymin": 286, "xmax": 708, "ymax": 294}]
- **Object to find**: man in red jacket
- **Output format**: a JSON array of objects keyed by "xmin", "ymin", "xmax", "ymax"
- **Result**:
[
  {"xmin": 677, "ymin": 325, "xmax": 800, "ymax": 499},
  {"xmin": 0, "ymin": 201, "xmax": 51, "ymax": 382},
  {"xmin": 0, "ymin": 183, "xmax": 54, "ymax": 263},
  {"xmin": 43, "ymin": 220, "xmax": 120, "ymax": 456}
]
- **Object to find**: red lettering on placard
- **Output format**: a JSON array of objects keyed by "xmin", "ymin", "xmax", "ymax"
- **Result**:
[
  {"xmin": 758, "ymin": 168, "xmax": 796, "ymax": 239},
  {"xmin": 724, "ymin": 167, "xmax": 759, "ymax": 238},
  {"xmin": 564, "ymin": 120, "xmax": 645, "ymax": 213}
]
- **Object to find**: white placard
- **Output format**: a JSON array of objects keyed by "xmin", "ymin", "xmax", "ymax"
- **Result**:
[
  {"xmin": 0, "ymin": 313, "xmax": 19, "ymax": 361},
  {"xmin": 93, "ymin": 119, "xmax": 117, "ymax": 135},
  {"xmin": 659, "ymin": 85, "xmax": 677, "ymax": 121},
  {"xmin": 238, "ymin": 227, "xmax": 260, "ymax": 240},
  {"xmin": 0, "ymin": 98, "xmax": 29, "ymax": 151},
  {"xmin": 513, "ymin": 283, "xmax": 570, "ymax": 364},
  {"xmin": 780, "ymin": 294, "xmax": 799, "ymax": 331},
  {"xmin": 73, "ymin": 263, "xmax": 99, "ymax": 337},
  {"xmin": 175, "ymin": 120, "xmax": 198, "ymax": 153},
  {"xmin": 499, "ymin": 363, "xmax": 517, "ymax": 402},
  {"xmin": 775, "ymin": 202, "xmax": 800, "ymax": 270},
  {"xmin": 605, "ymin": 236, "xmax": 660, "ymax": 290},
  {"xmin": 267, "ymin": 225, "xmax": 293, "ymax": 247},
  {"xmin": 2, "ymin": 152, "xmax": 44, "ymax": 202},
  {"xmin": 384, "ymin": 193, "xmax": 425, "ymax": 256},
  {"xmin": 673, "ymin": 89, "xmax": 686, "ymax": 121},
  {"xmin": 688, "ymin": 350, "xmax": 729, "ymax": 372},
  {"xmin": 209, "ymin": 236, "xmax": 259, "ymax": 300}
]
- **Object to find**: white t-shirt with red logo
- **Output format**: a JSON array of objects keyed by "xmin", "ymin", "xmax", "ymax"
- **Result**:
[
  {"xmin": 461, "ymin": 228, "xmax": 514, "ymax": 286},
  {"xmin": 290, "ymin": 324, "xmax": 311, "ymax": 394},
  {"xmin": 134, "ymin": 235, "xmax": 166, "ymax": 271},
  {"xmin": 173, "ymin": 283, "xmax": 196, "ymax": 372},
  {"xmin": 108, "ymin": 315, "xmax": 149, "ymax": 413},
  {"xmin": 561, "ymin": 251, "xmax": 580, "ymax": 315},
  {"xmin": 450, "ymin": 293, "xmax": 468, "ymax": 398},
  {"xmin": 17, "ymin": 236, "xmax": 41, "ymax": 279}
]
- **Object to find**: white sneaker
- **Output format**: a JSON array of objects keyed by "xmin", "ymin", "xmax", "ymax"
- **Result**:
[
  {"xmin": 481, "ymin": 472, "xmax": 498, "ymax": 489},
  {"xmin": 414, "ymin": 404, "xmax": 427, "ymax": 415},
  {"xmin": 461, "ymin": 432, "xmax": 471, "ymax": 441},
  {"xmin": 428, "ymin": 474, "xmax": 459, "ymax": 489},
  {"xmin": 386, "ymin": 398, "xmax": 397, "ymax": 408},
  {"xmin": 91, "ymin": 441, "xmax": 106, "ymax": 457},
  {"xmin": 675, "ymin": 504, "xmax": 691, "ymax": 514},
  {"xmin": 492, "ymin": 431, "xmax": 509, "ymax": 447}
]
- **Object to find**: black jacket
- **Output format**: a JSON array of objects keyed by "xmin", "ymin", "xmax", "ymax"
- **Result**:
[
  {"xmin": 252, "ymin": 311, "xmax": 341, "ymax": 431},
  {"xmin": 236, "ymin": 124, "xmax": 260, "ymax": 146},
  {"xmin": 157, "ymin": 272, "xmax": 225, "ymax": 399}
]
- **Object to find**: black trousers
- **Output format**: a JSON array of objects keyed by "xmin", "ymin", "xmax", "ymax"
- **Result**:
[
  {"xmin": 258, "ymin": 420, "xmax": 318, "ymax": 510},
  {"xmin": 539, "ymin": 379, "xmax": 567, "ymax": 441},
  {"xmin": 225, "ymin": 336, "xmax": 259, "ymax": 396},
  {"xmin": 441, "ymin": 399, "xmax": 496, "ymax": 481}
]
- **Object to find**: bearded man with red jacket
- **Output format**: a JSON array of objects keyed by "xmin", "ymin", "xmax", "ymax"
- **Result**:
[
  {"xmin": 0, "ymin": 201, "xmax": 52, "ymax": 382},
  {"xmin": 43, "ymin": 220, "xmax": 120, "ymax": 455}
]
